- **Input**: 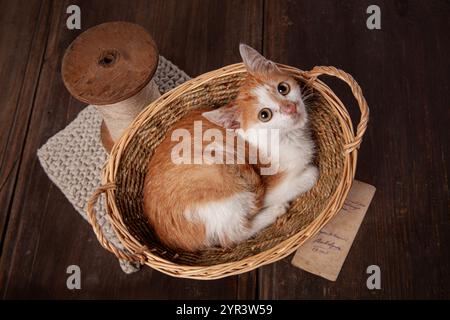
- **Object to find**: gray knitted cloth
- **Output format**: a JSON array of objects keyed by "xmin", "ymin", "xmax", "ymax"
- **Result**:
[{"xmin": 37, "ymin": 56, "xmax": 190, "ymax": 273}]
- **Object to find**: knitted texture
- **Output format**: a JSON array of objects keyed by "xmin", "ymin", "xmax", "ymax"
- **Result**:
[{"xmin": 37, "ymin": 56, "xmax": 190, "ymax": 273}]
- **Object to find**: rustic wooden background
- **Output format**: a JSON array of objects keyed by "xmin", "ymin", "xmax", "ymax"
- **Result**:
[{"xmin": 0, "ymin": 0, "xmax": 448, "ymax": 299}]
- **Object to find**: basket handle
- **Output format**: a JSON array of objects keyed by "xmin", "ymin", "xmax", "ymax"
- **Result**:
[
  {"xmin": 307, "ymin": 66, "xmax": 369, "ymax": 153},
  {"xmin": 86, "ymin": 183, "xmax": 147, "ymax": 264}
]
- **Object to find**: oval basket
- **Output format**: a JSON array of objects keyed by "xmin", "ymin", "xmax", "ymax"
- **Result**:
[{"xmin": 87, "ymin": 64, "xmax": 369, "ymax": 280}]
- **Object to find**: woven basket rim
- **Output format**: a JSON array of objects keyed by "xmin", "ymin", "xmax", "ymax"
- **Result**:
[{"xmin": 87, "ymin": 63, "xmax": 369, "ymax": 279}]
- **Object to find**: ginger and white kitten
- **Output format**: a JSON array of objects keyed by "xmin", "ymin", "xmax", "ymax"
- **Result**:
[{"xmin": 143, "ymin": 44, "xmax": 318, "ymax": 251}]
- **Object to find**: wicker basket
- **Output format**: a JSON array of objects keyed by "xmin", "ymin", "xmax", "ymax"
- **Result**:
[{"xmin": 87, "ymin": 64, "xmax": 368, "ymax": 279}]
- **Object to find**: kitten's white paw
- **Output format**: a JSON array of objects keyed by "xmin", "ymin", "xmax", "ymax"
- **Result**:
[
  {"xmin": 273, "ymin": 203, "xmax": 289, "ymax": 218},
  {"xmin": 249, "ymin": 203, "xmax": 289, "ymax": 236},
  {"xmin": 302, "ymin": 165, "xmax": 319, "ymax": 192}
]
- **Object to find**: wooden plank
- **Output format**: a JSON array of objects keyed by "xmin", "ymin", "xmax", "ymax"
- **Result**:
[
  {"xmin": 0, "ymin": 0, "xmax": 49, "ymax": 248},
  {"xmin": 260, "ymin": 0, "xmax": 450, "ymax": 299},
  {"xmin": 0, "ymin": 0, "xmax": 263, "ymax": 298}
]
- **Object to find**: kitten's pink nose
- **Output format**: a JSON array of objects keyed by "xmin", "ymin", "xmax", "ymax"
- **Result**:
[{"xmin": 280, "ymin": 102, "xmax": 297, "ymax": 115}]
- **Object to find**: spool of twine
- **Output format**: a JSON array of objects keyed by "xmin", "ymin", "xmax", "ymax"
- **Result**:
[
  {"xmin": 94, "ymin": 80, "xmax": 160, "ymax": 142},
  {"xmin": 61, "ymin": 21, "xmax": 160, "ymax": 152}
]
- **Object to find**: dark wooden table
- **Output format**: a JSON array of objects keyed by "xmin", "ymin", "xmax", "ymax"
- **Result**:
[{"xmin": 0, "ymin": 0, "xmax": 448, "ymax": 299}]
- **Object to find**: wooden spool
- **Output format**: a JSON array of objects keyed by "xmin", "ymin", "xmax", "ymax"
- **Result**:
[{"xmin": 61, "ymin": 21, "xmax": 159, "ymax": 152}]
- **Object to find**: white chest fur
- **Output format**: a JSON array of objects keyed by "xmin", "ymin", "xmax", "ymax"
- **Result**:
[{"xmin": 270, "ymin": 127, "xmax": 315, "ymax": 174}]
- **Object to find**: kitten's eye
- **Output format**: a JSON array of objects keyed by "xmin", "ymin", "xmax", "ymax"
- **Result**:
[
  {"xmin": 258, "ymin": 108, "xmax": 273, "ymax": 122},
  {"xmin": 277, "ymin": 82, "xmax": 290, "ymax": 95}
]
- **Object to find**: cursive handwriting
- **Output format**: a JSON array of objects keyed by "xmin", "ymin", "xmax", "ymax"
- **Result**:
[
  {"xmin": 318, "ymin": 229, "xmax": 348, "ymax": 241},
  {"xmin": 312, "ymin": 237, "xmax": 342, "ymax": 252}
]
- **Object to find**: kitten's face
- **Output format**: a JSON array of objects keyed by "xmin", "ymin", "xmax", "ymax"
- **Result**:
[
  {"xmin": 239, "ymin": 72, "xmax": 306, "ymax": 133},
  {"xmin": 202, "ymin": 44, "xmax": 307, "ymax": 134}
]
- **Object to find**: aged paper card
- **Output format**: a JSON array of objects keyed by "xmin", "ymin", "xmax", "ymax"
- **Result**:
[{"xmin": 291, "ymin": 180, "xmax": 376, "ymax": 281}]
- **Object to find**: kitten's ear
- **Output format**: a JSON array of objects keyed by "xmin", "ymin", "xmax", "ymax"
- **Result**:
[
  {"xmin": 202, "ymin": 105, "xmax": 241, "ymax": 129},
  {"xmin": 239, "ymin": 43, "xmax": 279, "ymax": 75}
]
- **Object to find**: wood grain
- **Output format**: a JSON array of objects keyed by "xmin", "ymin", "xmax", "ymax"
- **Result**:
[
  {"xmin": 61, "ymin": 21, "xmax": 159, "ymax": 105},
  {"xmin": 0, "ymin": 0, "xmax": 263, "ymax": 299},
  {"xmin": 260, "ymin": 0, "xmax": 450, "ymax": 299},
  {"xmin": 0, "ymin": 0, "xmax": 51, "ymax": 251},
  {"xmin": 0, "ymin": 0, "xmax": 448, "ymax": 299}
]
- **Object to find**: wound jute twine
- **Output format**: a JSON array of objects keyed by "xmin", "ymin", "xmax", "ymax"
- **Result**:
[{"xmin": 95, "ymin": 80, "xmax": 161, "ymax": 142}]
